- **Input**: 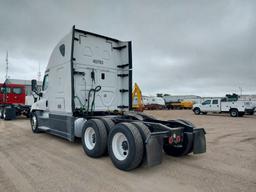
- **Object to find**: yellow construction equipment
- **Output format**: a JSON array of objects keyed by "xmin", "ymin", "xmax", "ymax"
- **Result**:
[
  {"xmin": 180, "ymin": 101, "xmax": 193, "ymax": 109},
  {"xmin": 132, "ymin": 83, "xmax": 144, "ymax": 112},
  {"xmin": 166, "ymin": 100, "xmax": 194, "ymax": 110}
]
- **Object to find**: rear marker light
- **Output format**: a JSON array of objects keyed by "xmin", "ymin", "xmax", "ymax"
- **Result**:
[
  {"xmin": 168, "ymin": 136, "xmax": 173, "ymax": 144},
  {"xmin": 176, "ymin": 136, "xmax": 181, "ymax": 143}
]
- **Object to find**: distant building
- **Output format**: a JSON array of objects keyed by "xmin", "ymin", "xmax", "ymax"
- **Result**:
[
  {"xmin": 163, "ymin": 95, "xmax": 201, "ymax": 104},
  {"xmin": 4, "ymin": 79, "xmax": 42, "ymax": 96}
]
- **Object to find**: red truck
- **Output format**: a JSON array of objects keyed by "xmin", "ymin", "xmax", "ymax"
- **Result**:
[{"xmin": 0, "ymin": 83, "xmax": 31, "ymax": 120}]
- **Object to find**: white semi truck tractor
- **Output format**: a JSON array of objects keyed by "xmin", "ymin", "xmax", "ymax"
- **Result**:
[{"xmin": 30, "ymin": 26, "xmax": 206, "ymax": 171}]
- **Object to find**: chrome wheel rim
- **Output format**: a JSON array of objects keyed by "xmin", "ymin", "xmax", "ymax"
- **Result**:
[
  {"xmin": 32, "ymin": 115, "xmax": 37, "ymax": 130},
  {"xmin": 112, "ymin": 132, "xmax": 129, "ymax": 161},
  {"xmin": 84, "ymin": 127, "xmax": 96, "ymax": 150}
]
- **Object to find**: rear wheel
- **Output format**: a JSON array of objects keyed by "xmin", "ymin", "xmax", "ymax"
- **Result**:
[
  {"xmin": 230, "ymin": 109, "xmax": 238, "ymax": 117},
  {"xmin": 3, "ymin": 109, "xmax": 6, "ymax": 120},
  {"xmin": 0, "ymin": 108, "xmax": 3, "ymax": 119},
  {"xmin": 82, "ymin": 119, "xmax": 107, "ymax": 158},
  {"xmin": 193, "ymin": 108, "xmax": 201, "ymax": 115},
  {"xmin": 98, "ymin": 117, "xmax": 115, "ymax": 133},
  {"xmin": 3, "ymin": 108, "xmax": 8, "ymax": 120},
  {"xmin": 108, "ymin": 123, "xmax": 144, "ymax": 171},
  {"xmin": 97, "ymin": 117, "xmax": 115, "ymax": 155},
  {"xmin": 131, "ymin": 122, "xmax": 150, "ymax": 141},
  {"xmin": 163, "ymin": 132, "xmax": 193, "ymax": 157}
]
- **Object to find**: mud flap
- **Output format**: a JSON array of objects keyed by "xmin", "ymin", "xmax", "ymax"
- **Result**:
[
  {"xmin": 145, "ymin": 135, "xmax": 163, "ymax": 167},
  {"xmin": 193, "ymin": 128, "xmax": 206, "ymax": 154},
  {"xmin": 4, "ymin": 107, "xmax": 16, "ymax": 120},
  {"xmin": 182, "ymin": 132, "xmax": 193, "ymax": 155}
]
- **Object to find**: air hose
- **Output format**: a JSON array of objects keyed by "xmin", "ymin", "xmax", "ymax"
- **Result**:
[
  {"xmin": 86, "ymin": 85, "xmax": 101, "ymax": 114},
  {"xmin": 74, "ymin": 96, "xmax": 85, "ymax": 109}
]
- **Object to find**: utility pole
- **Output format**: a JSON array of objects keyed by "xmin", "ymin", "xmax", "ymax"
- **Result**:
[
  {"xmin": 5, "ymin": 51, "xmax": 8, "ymax": 81},
  {"xmin": 38, "ymin": 62, "xmax": 41, "ymax": 81},
  {"xmin": 3, "ymin": 51, "xmax": 9, "ymax": 104},
  {"xmin": 238, "ymin": 87, "xmax": 242, "ymax": 96}
]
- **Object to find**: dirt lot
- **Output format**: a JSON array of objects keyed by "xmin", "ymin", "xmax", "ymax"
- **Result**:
[{"xmin": 0, "ymin": 110, "xmax": 256, "ymax": 192}]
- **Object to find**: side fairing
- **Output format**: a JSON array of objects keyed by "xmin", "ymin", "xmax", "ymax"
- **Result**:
[{"xmin": 43, "ymin": 31, "xmax": 73, "ymax": 114}]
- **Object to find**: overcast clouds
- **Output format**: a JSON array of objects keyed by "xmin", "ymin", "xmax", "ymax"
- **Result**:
[{"xmin": 0, "ymin": 0, "xmax": 255, "ymax": 96}]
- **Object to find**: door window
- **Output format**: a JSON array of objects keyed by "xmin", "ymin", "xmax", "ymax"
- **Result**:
[
  {"xmin": 212, "ymin": 100, "xmax": 218, "ymax": 105},
  {"xmin": 42, "ymin": 74, "xmax": 49, "ymax": 91},
  {"xmin": 202, "ymin": 100, "xmax": 211, "ymax": 105}
]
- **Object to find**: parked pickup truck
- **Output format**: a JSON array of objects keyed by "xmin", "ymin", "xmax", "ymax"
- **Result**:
[{"xmin": 193, "ymin": 98, "xmax": 255, "ymax": 117}]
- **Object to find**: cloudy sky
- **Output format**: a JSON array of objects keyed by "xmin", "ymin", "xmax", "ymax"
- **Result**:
[{"xmin": 0, "ymin": 0, "xmax": 255, "ymax": 96}]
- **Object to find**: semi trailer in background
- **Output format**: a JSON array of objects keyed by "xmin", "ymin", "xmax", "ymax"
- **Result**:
[
  {"xmin": 142, "ymin": 96, "xmax": 166, "ymax": 110},
  {"xmin": 30, "ymin": 26, "xmax": 206, "ymax": 171}
]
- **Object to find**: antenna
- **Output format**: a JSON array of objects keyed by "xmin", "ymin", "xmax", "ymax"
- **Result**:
[{"xmin": 5, "ymin": 51, "xmax": 8, "ymax": 81}]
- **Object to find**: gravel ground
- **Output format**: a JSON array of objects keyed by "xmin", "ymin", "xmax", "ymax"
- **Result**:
[{"xmin": 0, "ymin": 110, "xmax": 255, "ymax": 192}]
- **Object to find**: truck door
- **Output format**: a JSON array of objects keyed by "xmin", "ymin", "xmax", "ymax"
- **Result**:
[
  {"xmin": 0, "ymin": 86, "xmax": 11, "ymax": 104},
  {"xmin": 200, "ymin": 100, "xmax": 211, "ymax": 112},
  {"xmin": 37, "ymin": 74, "xmax": 49, "ymax": 111},
  {"xmin": 211, "ymin": 99, "xmax": 220, "ymax": 112},
  {"xmin": 12, "ymin": 87, "xmax": 25, "ymax": 104}
]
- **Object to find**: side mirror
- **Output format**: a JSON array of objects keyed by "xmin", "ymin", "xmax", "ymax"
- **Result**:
[{"xmin": 31, "ymin": 79, "xmax": 37, "ymax": 92}]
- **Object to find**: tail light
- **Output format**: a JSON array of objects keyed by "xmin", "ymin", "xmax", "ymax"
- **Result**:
[{"xmin": 168, "ymin": 136, "xmax": 173, "ymax": 144}]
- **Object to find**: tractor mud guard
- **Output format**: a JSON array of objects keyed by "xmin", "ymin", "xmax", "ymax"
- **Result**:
[
  {"xmin": 4, "ymin": 107, "xmax": 16, "ymax": 120},
  {"xmin": 193, "ymin": 128, "xmax": 206, "ymax": 154},
  {"xmin": 144, "ymin": 133, "xmax": 164, "ymax": 167}
]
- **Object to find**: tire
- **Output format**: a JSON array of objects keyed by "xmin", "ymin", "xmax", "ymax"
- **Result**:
[
  {"xmin": 0, "ymin": 108, "xmax": 3, "ymax": 119},
  {"xmin": 193, "ymin": 108, "xmax": 201, "ymax": 115},
  {"xmin": 97, "ymin": 117, "xmax": 115, "ymax": 155},
  {"xmin": 238, "ymin": 112, "xmax": 245, "ymax": 117},
  {"xmin": 82, "ymin": 119, "xmax": 107, "ymax": 158},
  {"xmin": 230, "ymin": 109, "xmax": 238, "ymax": 117},
  {"xmin": 248, "ymin": 111, "xmax": 254, "ymax": 115},
  {"xmin": 163, "ymin": 132, "xmax": 193, "ymax": 157},
  {"xmin": 130, "ymin": 122, "xmax": 151, "ymax": 166},
  {"xmin": 3, "ymin": 108, "xmax": 8, "ymax": 120},
  {"xmin": 131, "ymin": 122, "xmax": 150, "ymax": 142},
  {"xmin": 108, "ymin": 123, "xmax": 144, "ymax": 171},
  {"xmin": 98, "ymin": 117, "xmax": 115, "ymax": 133},
  {"xmin": 30, "ymin": 112, "xmax": 41, "ymax": 133},
  {"xmin": 26, "ymin": 111, "xmax": 30, "ymax": 118}
]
